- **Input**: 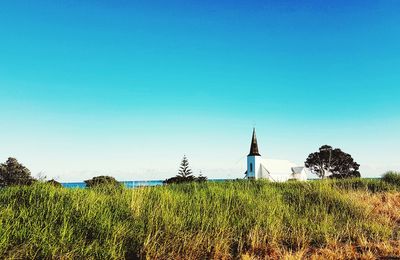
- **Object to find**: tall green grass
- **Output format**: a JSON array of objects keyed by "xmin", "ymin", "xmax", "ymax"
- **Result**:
[{"xmin": 0, "ymin": 179, "xmax": 398, "ymax": 259}]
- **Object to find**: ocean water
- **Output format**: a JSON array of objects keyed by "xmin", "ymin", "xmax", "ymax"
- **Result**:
[
  {"xmin": 62, "ymin": 180, "xmax": 164, "ymax": 188},
  {"xmin": 62, "ymin": 179, "xmax": 228, "ymax": 188},
  {"xmin": 58, "ymin": 178, "xmax": 380, "ymax": 188}
]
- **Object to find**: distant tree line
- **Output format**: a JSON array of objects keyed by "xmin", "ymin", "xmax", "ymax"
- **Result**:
[
  {"xmin": 0, "ymin": 157, "xmax": 63, "ymax": 188},
  {"xmin": 2, "ymin": 144, "xmax": 387, "ymax": 189}
]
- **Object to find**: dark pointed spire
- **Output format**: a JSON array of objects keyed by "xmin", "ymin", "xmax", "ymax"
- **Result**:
[{"xmin": 248, "ymin": 128, "xmax": 261, "ymax": 156}]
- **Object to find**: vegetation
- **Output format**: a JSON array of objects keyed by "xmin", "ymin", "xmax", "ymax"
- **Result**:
[
  {"xmin": 46, "ymin": 179, "xmax": 62, "ymax": 187},
  {"xmin": 305, "ymin": 145, "xmax": 361, "ymax": 179},
  {"xmin": 0, "ymin": 157, "xmax": 36, "ymax": 187},
  {"xmin": 84, "ymin": 175, "xmax": 122, "ymax": 188},
  {"xmin": 164, "ymin": 155, "xmax": 207, "ymax": 184},
  {"xmin": 0, "ymin": 178, "xmax": 399, "ymax": 259},
  {"xmin": 177, "ymin": 155, "xmax": 193, "ymax": 177},
  {"xmin": 382, "ymin": 171, "xmax": 400, "ymax": 186}
]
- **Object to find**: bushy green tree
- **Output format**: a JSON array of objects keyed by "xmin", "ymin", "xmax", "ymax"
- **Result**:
[
  {"xmin": 0, "ymin": 157, "xmax": 36, "ymax": 187},
  {"xmin": 305, "ymin": 145, "xmax": 360, "ymax": 179}
]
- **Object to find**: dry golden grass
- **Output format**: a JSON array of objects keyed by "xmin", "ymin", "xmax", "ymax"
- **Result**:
[
  {"xmin": 352, "ymin": 192, "xmax": 400, "ymax": 231},
  {"xmin": 241, "ymin": 191, "xmax": 400, "ymax": 260}
]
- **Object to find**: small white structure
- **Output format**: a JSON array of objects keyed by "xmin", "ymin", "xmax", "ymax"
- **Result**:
[
  {"xmin": 245, "ymin": 128, "xmax": 307, "ymax": 182},
  {"xmin": 290, "ymin": 167, "xmax": 308, "ymax": 181}
]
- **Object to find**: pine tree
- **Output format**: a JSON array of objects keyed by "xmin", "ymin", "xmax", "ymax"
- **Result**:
[
  {"xmin": 163, "ymin": 155, "xmax": 207, "ymax": 184},
  {"xmin": 177, "ymin": 155, "xmax": 193, "ymax": 178}
]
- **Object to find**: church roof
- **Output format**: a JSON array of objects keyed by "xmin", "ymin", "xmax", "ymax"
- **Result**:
[
  {"xmin": 291, "ymin": 167, "xmax": 304, "ymax": 174},
  {"xmin": 248, "ymin": 128, "xmax": 261, "ymax": 156}
]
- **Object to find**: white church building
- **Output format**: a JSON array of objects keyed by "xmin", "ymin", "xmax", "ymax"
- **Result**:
[{"xmin": 245, "ymin": 128, "xmax": 307, "ymax": 181}]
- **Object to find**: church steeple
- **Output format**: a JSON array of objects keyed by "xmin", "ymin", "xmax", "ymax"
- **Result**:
[{"xmin": 248, "ymin": 128, "xmax": 261, "ymax": 156}]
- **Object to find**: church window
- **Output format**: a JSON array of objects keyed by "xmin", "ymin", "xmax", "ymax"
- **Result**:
[{"xmin": 250, "ymin": 163, "xmax": 253, "ymax": 172}]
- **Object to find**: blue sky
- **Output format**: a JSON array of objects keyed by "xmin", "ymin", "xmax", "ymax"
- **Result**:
[{"xmin": 1, "ymin": 0, "xmax": 399, "ymax": 181}]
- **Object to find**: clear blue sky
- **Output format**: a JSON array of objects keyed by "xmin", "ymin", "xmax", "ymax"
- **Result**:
[{"xmin": 1, "ymin": 0, "xmax": 399, "ymax": 181}]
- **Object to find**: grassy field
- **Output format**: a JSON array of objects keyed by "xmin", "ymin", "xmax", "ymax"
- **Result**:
[{"xmin": 0, "ymin": 178, "xmax": 399, "ymax": 259}]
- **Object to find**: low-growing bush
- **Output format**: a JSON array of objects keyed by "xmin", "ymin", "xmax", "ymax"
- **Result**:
[
  {"xmin": 382, "ymin": 171, "xmax": 400, "ymax": 187},
  {"xmin": 84, "ymin": 175, "xmax": 121, "ymax": 188},
  {"xmin": 163, "ymin": 175, "xmax": 207, "ymax": 184},
  {"xmin": 46, "ymin": 179, "xmax": 62, "ymax": 187}
]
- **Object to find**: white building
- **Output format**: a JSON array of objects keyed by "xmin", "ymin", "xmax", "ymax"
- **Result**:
[
  {"xmin": 245, "ymin": 128, "xmax": 307, "ymax": 181},
  {"xmin": 290, "ymin": 166, "xmax": 308, "ymax": 181}
]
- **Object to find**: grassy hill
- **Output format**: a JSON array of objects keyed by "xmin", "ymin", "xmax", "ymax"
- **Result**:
[{"xmin": 0, "ymin": 179, "xmax": 399, "ymax": 259}]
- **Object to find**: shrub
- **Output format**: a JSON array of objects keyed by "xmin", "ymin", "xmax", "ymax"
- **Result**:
[
  {"xmin": 382, "ymin": 171, "xmax": 400, "ymax": 187},
  {"xmin": 196, "ymin": 174, "xmax": 207, "ymax": 183},
  {"xmin": 163, "ymin": 175, "xmax": 208, "ymax": 184},
  {"xmin": 46, "ymin": 179, "xmax": 62, "ymax": 187},
  {"xmin": 84, "ymin": 176, "xmax": 121, "ymax": 188},
  {"xmin": 164, "ymin": 175, "xmax": 195, "ymax": 184}
]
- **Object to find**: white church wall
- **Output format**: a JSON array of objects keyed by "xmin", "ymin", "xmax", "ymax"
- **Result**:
[
  {"xmin": 244, "ymin": 128, "xmax": 308, "ymax": 182},
  {"xmin": 247, "ymin": 155, "xmax": 262, "ymax": 179},
  {"xmin": 260, "ymin": 158, "xmax": 297, "ymax": 181},
  {"xmin": 290, "ymin": 167, "xmax": 308, "ymax": 181},
  {"xmin": 245, "ymin": 157, "xmax": 306, "ymax": 181}
]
